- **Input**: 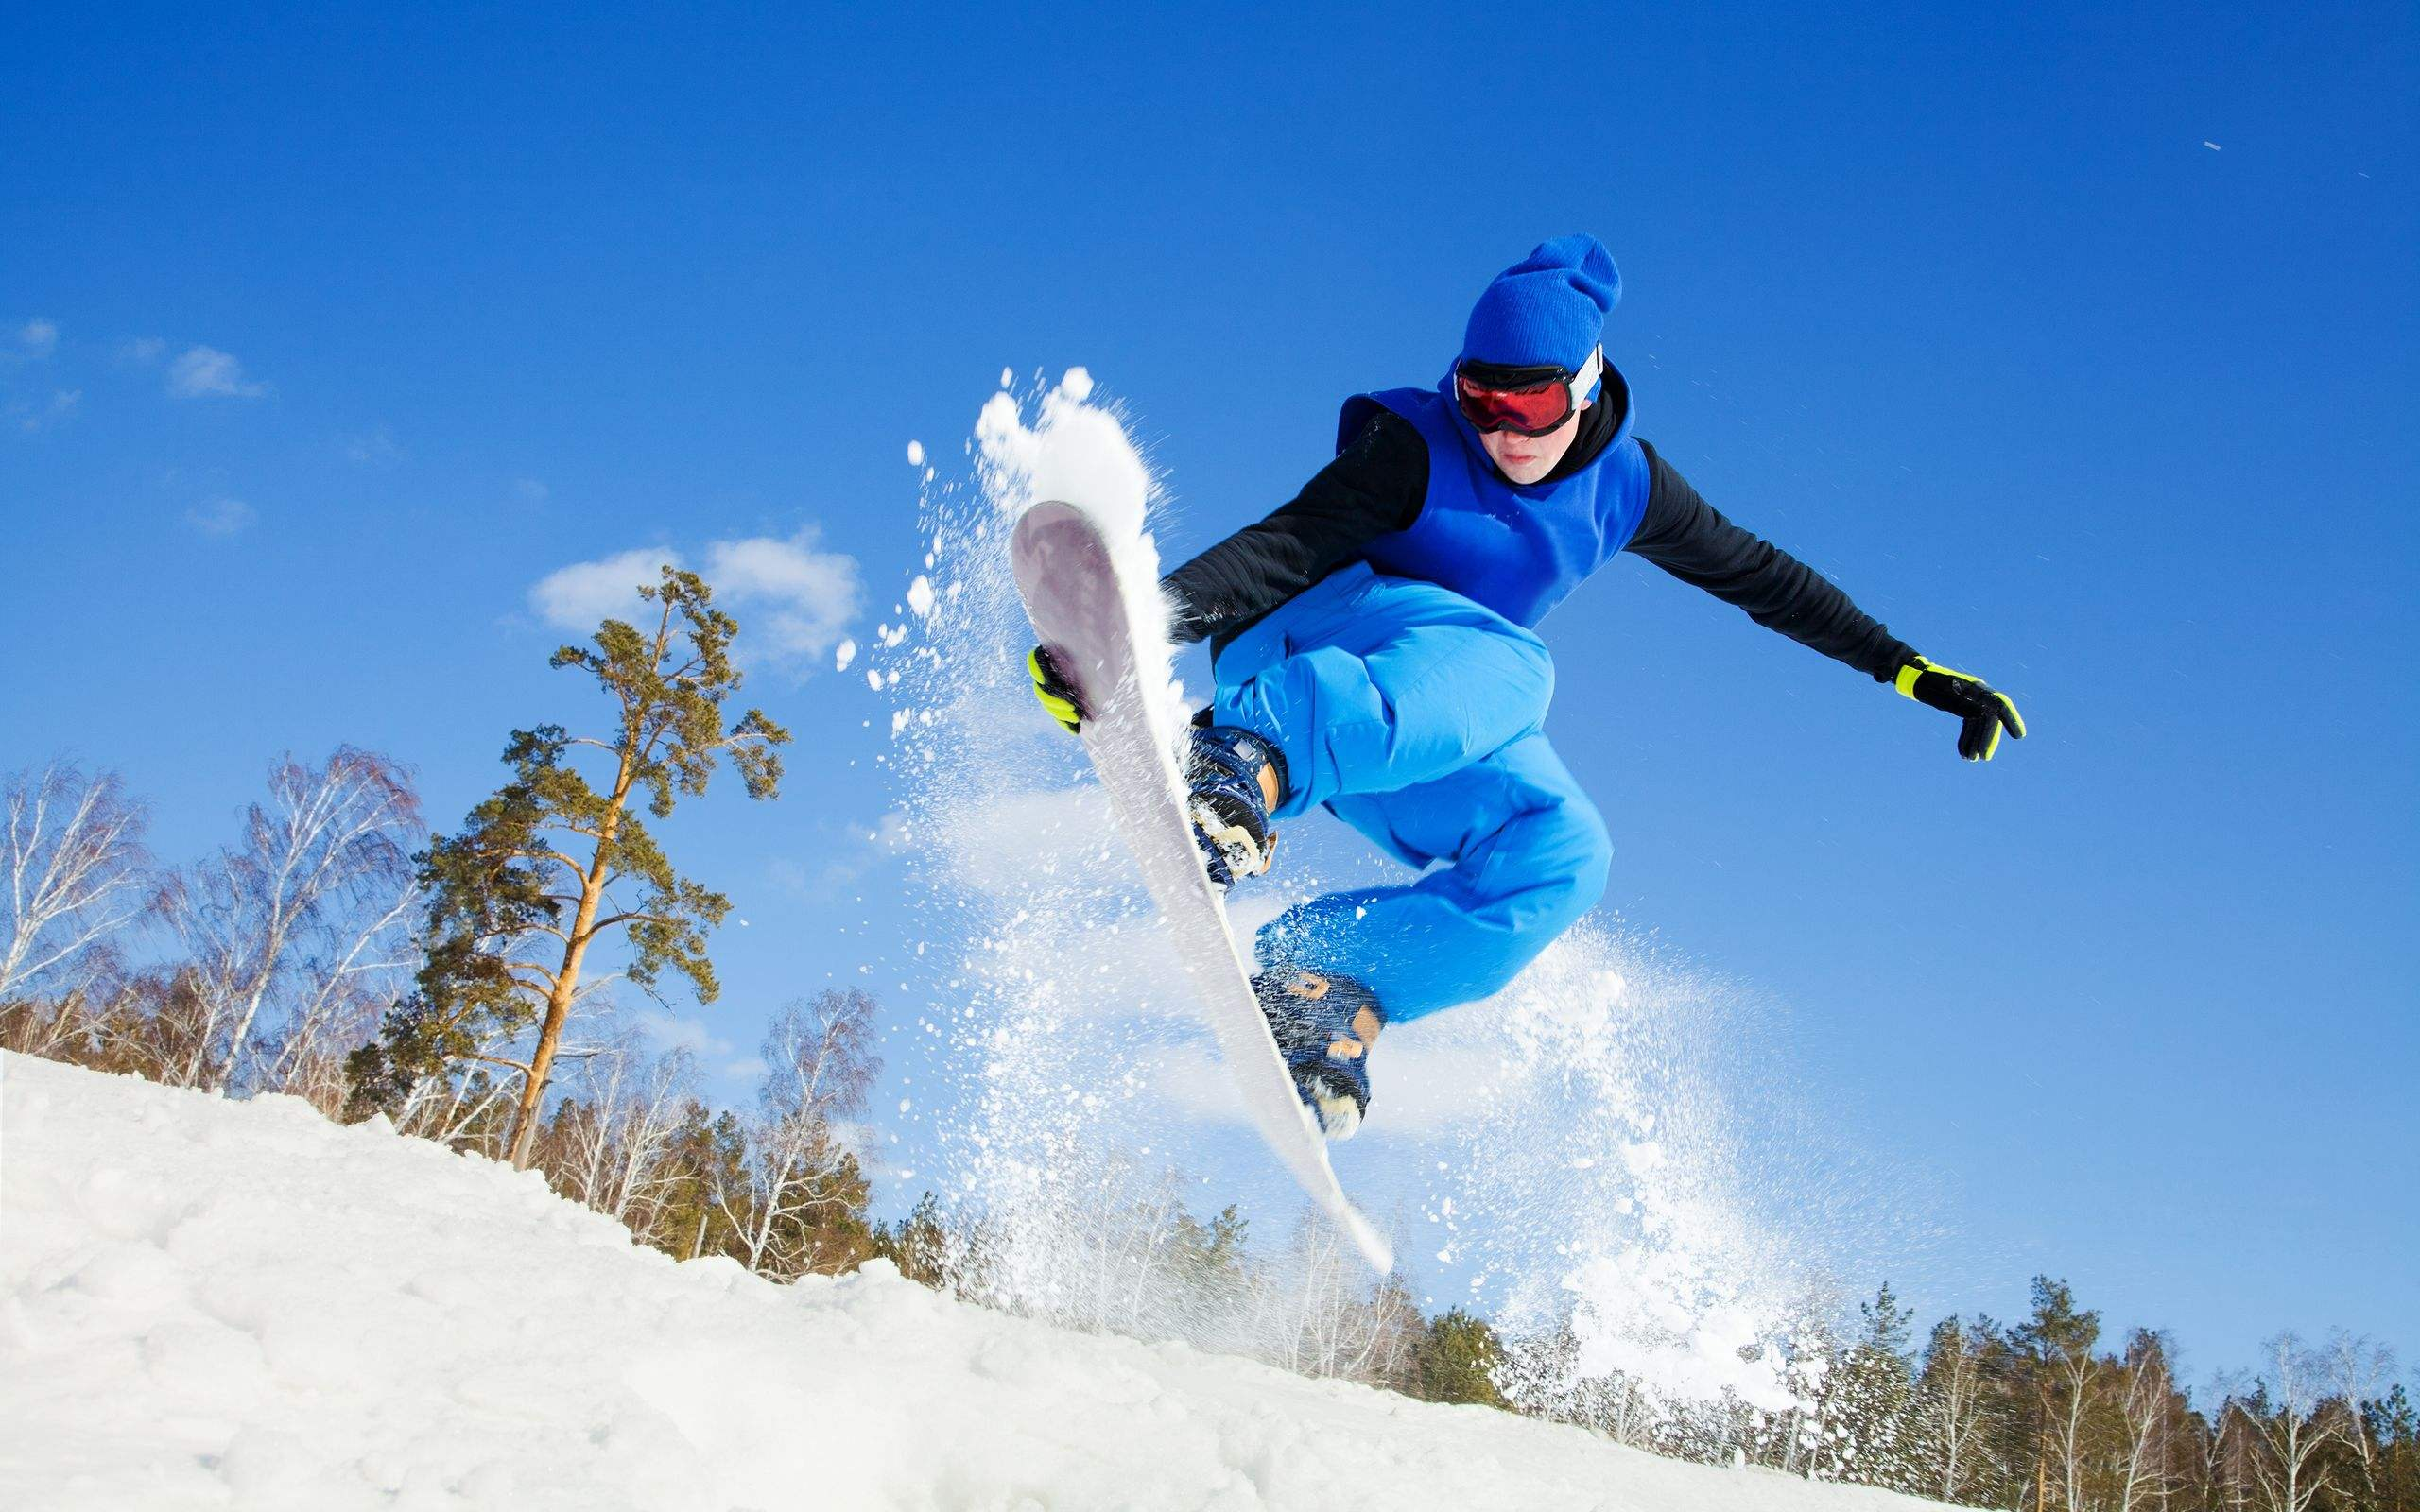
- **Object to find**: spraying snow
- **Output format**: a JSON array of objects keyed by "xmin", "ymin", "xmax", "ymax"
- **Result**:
[
  {"xmin": 0, "ymin": 1052, "xmax": 1952, "ymax": 1510},
  {"xmin": 970, "ymin": 369, "xmax": 1183, "ymax": 738}
]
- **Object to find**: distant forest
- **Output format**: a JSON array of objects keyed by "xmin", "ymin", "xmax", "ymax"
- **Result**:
[{"xmin": 6, "ymin": 571, "xmax": 2411, "ymax": 1510}]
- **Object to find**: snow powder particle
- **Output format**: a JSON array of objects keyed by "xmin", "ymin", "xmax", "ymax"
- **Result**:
[
  {"xmin": 2204, "ymin": 140, "xmax": 2221, "ymax": 150},
  {"xmin": 907, "ymin": 575, "xmax": 936, "ymax": 617},
  {"xmin": 999, "ymin": 366, "xmax": 1013, "ymax": 388},
  {"xmin": 834, "ymin": 638, "xmax": 857, "ymax": 672},
  {"xmin": 865, "ymin": 668, "xmax": 882, "ymax": 692},
  {"xmin": 907, "ymin": 440, "xmax": 926, "ymax": 466},
  {"xmin": 1058, "ymin": 368, "xmax": 1095, "ymax": 403}
]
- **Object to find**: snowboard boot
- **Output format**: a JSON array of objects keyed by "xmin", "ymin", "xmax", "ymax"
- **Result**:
[
  {"xmin": 1185, "ymin": 724, "xmax": 1287, "ymax": 890},
  {"xmin": 1253, "ymin": 970, "xmax": 1386, "ymax": 1141}
]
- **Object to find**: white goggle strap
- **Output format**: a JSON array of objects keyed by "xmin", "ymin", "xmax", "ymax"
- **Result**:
[{"xmin": 1568, "ymin": 348, "xmax": 1602, "ymax": 405}]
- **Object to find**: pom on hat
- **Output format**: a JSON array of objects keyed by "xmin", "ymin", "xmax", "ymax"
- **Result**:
[{"xmin": 1461, "ymin": 234, "xmax": 1622, "ymax": 374}]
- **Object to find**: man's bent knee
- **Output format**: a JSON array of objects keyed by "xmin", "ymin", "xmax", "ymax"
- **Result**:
[{"xmin": 1502, "ymin": 795, "xmax": 1614, "ymax": 941}]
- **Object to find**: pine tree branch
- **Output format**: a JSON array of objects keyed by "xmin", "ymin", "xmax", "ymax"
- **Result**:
[{"xmin": 585, "ymin": 909, "xmax": 669, "ymax": 936}]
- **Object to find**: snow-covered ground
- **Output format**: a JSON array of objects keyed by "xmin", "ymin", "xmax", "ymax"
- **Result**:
[{"xmin": 0, "ymin": 1052, "xmax": 1950, "ymax": 1511}]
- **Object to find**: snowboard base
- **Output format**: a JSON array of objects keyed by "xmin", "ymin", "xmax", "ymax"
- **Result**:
[{"xmin": 1011, "ymin": 500, "xmax": 1391, "ymax": 1273}]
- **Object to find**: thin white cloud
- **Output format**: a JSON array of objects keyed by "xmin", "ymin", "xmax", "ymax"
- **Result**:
[
  {"xmin": 632, "ymin": 1008, "xmax": 737, "ymax": 1059},
  {"xmin": 184, "ymin": 497, "xmax": 256, "ymax": 536},
  {"xmin": 533, "ymin": 528, "xmax": 861, "ymax": 676},
  {"xmin": 167, "ymin": 345, "xmax": 267, "ymax": 399},
  {"xmin": 13, "ymin": 389, "xmax": 78, "ymax": 433},
  {"xmin": 15, "ymin": 319, "xmax": 58, "ymax": 358},
  {"xmin": 764, "ymin": 812, "xmax": 911, "ymax": 903},
  {"xmin": 119, "ymin": 336, "xmax": 166, "ymax": 366},
  {"xmin": 866, "ymin": 811, "xmax": 909, "ymax": 853},
  {"xmin": 343, "ymin": 426, "xmax": 403, "ymax": 465},
  {"xmin": 703, "ymin": 528, "xmax": 861, "ymax": 664},
  {"xmin": 528, "ymin": 547, "xmax": 683, "ymax": 631},
  {"xmin": 512, "ymin": 477, "xmax": 549, "ymax": 504}
]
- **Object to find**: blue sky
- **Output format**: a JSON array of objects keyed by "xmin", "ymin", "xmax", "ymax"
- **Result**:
[{"xmin": 4, "ymin": 3, "xmax": 2413, "ymax": 1380}]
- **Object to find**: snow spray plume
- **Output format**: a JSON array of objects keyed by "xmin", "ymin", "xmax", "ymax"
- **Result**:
[
  {"xmin": 869, "ymin": 371, "xmax": 1926, "ymax": 1418},
  {"xmin": 870, "ymin": 369, "xmax": 1229, "ymax": 1336},
  {"xmin": 1415, "ymin": 926, "xmax": 1806, "ymax": 1433}
]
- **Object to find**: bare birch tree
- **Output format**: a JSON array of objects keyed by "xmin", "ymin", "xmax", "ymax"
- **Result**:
[
  {"xmin": 2325, "ymin": 1331, "xmax": 2395, "ymax": 1507},
  {"xmin": 392, "ymin": 1063, "xmax": 520, "ymax": 1152},
  {"xmin": 163, "ymin": 748, "xmax": 419, "ymax": 1093},
  {"xmin": 1265, "ymin": 1211, "xmax": 1418, "ymax": 1384},
  {"xmin": 2228, "ymin": 1332, "xmax": 2342, "ymax": 1512},
  {"xmin": 2111, "ymin": 1330, "xmax": 2189, "ymax": 1512},
  {"xmin": 713, "ymin": 990, "xmax": 878, "ymax": 1279},
  {"xmin": 257, "ymin": 866, "xmax": 423, "ymax": 1111},
  {"xmin": 1916, "ymin": 1316, "xmax": 1996, "ymax": 1505},
  {"xmin": 546, "ymin": 1040, "xmax": 696, "ymax": 1226},
  {"xmin": 0, "ymin": 763, "xmax": 149, "ymax": 1044}
]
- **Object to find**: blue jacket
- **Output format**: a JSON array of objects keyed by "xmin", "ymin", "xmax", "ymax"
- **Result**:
[{"xmin": 1341, "ymin": 374, "xmax": 1651, "ymax": 629}]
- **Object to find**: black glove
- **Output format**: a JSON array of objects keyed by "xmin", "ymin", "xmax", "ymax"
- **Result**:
[
  {"xmin": 1895, "ymin": 656, "xmax": 2027, "ymax": 762},
  {"xmin": 1026, "ymin": 644, "xmax": 1084, "ymax": 733}
]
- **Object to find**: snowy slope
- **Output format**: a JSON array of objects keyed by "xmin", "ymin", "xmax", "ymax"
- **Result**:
[{"xmin": 0, "ymin": 1053, "xmax": 1951, "ymax": 1512}]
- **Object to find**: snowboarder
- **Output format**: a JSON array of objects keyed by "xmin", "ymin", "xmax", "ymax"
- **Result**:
[{"xmin": 1028, "ymin": 234, "xmax": 2025, "ymax": 1140}]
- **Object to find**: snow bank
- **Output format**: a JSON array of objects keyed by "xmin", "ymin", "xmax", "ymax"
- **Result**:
[{"xmin": 0, "ymin": 1052, "xmax": 1952, "ymax": 1511}]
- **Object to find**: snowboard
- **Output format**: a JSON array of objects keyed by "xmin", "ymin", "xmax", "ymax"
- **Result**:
[{"xmin": 1011, "ymin": 500, "xmax": 1393, "ymax": 1274}]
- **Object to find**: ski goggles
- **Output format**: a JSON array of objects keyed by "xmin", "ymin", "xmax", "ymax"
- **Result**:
[{"xmin": 1452, "ymin": 350, "xmax": 1601, "ymax": 437}]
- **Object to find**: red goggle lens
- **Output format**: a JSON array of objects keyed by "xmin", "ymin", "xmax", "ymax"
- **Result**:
[{"xmin": 1454, "ymin": 370, "xmax": 1577, "ymax": 436}]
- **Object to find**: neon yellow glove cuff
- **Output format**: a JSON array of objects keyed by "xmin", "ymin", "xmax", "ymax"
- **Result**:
[{"xmin": 1028, "ymin": 648, "xmax": 1082, "ymax": 733}]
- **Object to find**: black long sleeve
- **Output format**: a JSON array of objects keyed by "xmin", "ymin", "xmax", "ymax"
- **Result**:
[
  {"xmin": 1625, "ymin": 439, "xmax": 1914, "ymax": 681},
  {"xmin": 1160, "ymin": 410, "xmax": 1428, "ymax": 645},
  {"xmin": 1160, "ymin": 404, "xmax": 1916, "ymax": 681}
]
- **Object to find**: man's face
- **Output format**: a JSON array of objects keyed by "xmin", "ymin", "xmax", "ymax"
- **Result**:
[{"xmin": 1479, "ymin": 396, "xmax": 1592, "ymax": 486}]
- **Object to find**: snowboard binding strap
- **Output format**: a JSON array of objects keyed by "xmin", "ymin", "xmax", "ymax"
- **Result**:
[{"xmin": 1185, "ymin": 725, "xmax": 1286, "ymax": 891}]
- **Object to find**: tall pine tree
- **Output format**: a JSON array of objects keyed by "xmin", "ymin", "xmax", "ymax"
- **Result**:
[{"xmin": 350, "ymin": 567, "xmax": 789, "ymax": 1164}]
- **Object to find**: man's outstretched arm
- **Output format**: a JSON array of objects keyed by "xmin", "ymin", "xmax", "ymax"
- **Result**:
[
  {"xmin": 1626, "ymin": 439, "xmax": 1915, "ymax": 679},
  {"xmin": 1627, "ymin": 440, "xmax": 2025, "ymax": 761}
]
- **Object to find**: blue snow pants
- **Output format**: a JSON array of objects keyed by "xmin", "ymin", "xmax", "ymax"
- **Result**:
[{"xmin": 1209, "ymin": 562, "xmax": 1613, "ymax": 1022}]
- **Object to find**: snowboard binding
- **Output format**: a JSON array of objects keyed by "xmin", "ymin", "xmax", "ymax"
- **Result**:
[
  {"xmin": 1185, "ymin": 724, "xmax": 1287, "ymax": 890},
  {"xmin": 1253, "ymin": 970, "xmax": 1385, "ymax": 1141}
]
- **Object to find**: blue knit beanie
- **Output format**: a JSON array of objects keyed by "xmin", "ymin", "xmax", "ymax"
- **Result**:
[{"xmin": 1461, "ymin": 234, "xmax": 1622, "ymax": 375}]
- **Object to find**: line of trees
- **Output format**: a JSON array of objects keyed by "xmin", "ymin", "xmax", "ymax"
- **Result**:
[
  {"xmin": 3, "ymin": 564, "xmax": 2410, "ymax": 1508},
  {"xmin": 3, "ymin": 567, "xmax": 867, "ymax": 1275},
  {"xmin": 864, "ymin": 1170, "xmax": 1515, "ymax": 1414},
  {"xmin": 863, "ymin": 1179, "xmax": 2416, "ymax": 1512},
  {"xmin": 1, "ymin": 747, "xmax": 421, "ymax": 1107}
]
